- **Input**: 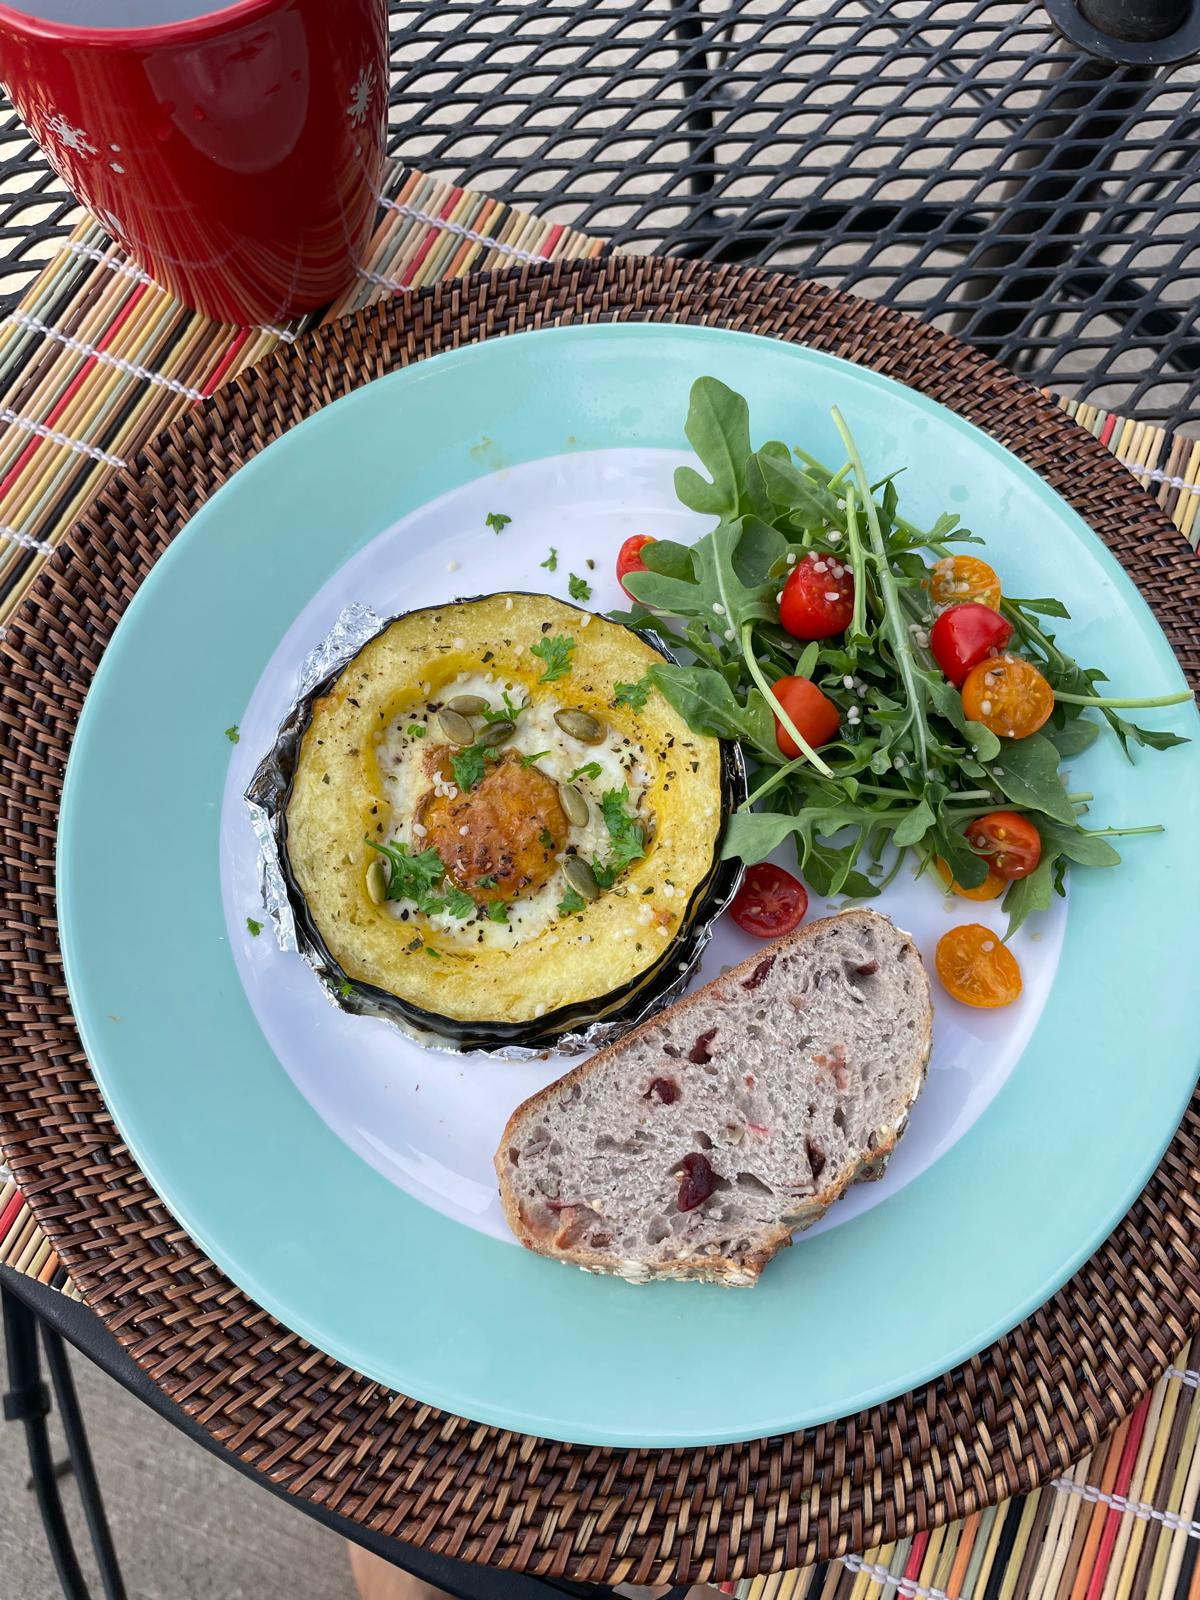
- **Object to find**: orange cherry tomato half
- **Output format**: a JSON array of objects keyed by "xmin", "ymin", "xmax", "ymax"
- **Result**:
[
  {"xmin": 770, "ymin": 675, "xmax": 841, "ymax": 758},
  {"xmin": 935, "ymin": 923, "xmax": 1023, "ymax": 1009},
  {"xmin": 929, "ymin": 554, "xmax": 1002, "ymax": 610},
  {"xmin": 616, "ymin": 534, "xmax": 656, "ymax": 598},
  {"xmin": 933, "ymin": 857, "xmax": 1006, "ymax": 901},
  {"xmin": 961, "ymin": 653, "xmax": 1054, "ymax": 739},
  {"xmin": 965, "ymin": 810, "xmax": 1042, "ymax": 880}
]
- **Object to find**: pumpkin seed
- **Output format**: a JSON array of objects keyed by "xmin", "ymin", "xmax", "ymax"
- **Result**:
[
  {"xmin": 562, "ymin": 856, "xmax": 600, "ymax": 901},
  {"xmin": 558, "ymin": 782, "xmax": 589, "ymax": 827},
  {"xmin": 477, "ymin": 718, "xmax": 516, "ymax": 748},
  {"xmin": 365, "ymin": 859, "xmax": 389, "ymax": 905},
  {"xmin": 438, "ymin": 708, "xmax": 476, "ymax": 745},
  {"xmin": 554, "ymin": 708, "xmax": 605, "ymax": 744},
  {"xmin": 447, "ymin": 694, "xmax": 488, "ymax": 715}
]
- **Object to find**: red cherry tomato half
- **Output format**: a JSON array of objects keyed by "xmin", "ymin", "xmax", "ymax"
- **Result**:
[
  {"xmin": 729, "ymin": 863, "xmax": 809, "ymax": 938},
  {"xmin": 616, "ymin": 534, "xmax": 656, "ymax": 598},
  {"xmin": 965, "ymin": 811, "xmax": 1042, "ymax": 880},
  {"xmin": 929, "ymin": 602, "xmax": 1014, "ymax": 686},
  {"xmin": 779, "ymin": 552, "xmax": 855, "ymax": 640},
  {"xmin": 770, "ymin": 675, "xmax": 841, "ymax": 759}
]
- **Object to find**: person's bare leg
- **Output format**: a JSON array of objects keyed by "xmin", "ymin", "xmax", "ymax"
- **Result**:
[{"xmin": 347, "ymin": 1540, "xmax": 453, "ymax": 1600}]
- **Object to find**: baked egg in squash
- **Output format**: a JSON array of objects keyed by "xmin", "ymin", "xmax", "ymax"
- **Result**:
[{"xmin": 277, "ymin": 592, "xmax": 741, "ymax": 1049}]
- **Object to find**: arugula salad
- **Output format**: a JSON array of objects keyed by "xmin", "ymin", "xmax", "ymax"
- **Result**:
[{"xmin": 609, "ymin": 378, "xmax": 1192, "ymax": 1005}]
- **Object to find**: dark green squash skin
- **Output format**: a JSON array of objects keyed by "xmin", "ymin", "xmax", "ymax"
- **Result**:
[{"xmin": 247, "ymin": 595, "xmax": 747, "ymax": 1054}]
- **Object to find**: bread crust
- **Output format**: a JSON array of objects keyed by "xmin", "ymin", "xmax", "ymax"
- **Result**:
[{"xmin": 494, "ymin": 909, "xmax": 932, "ymax": 1284}]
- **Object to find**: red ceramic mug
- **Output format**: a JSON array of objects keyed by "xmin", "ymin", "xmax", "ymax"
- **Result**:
[{"xmin": 0, "ymin": 0, "xmax": 388, "ymax": 324}]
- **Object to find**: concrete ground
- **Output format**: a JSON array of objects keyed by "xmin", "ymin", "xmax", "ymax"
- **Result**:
[{"xmin": 0, "ymin": 1325, "xmax": 359, "ymax": 1600}]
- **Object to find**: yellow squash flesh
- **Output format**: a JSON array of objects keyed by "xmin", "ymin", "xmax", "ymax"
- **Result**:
[{"xmin": 285, "ymin": 593, "xmax": 724, "ymax": 1029}]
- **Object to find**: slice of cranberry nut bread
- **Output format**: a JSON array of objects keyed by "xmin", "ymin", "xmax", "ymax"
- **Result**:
[{"xmin": 495, "ymin": 909, "xmax": 932, "ymax": 1285}]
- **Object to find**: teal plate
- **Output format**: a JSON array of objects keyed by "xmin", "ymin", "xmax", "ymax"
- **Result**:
[{"xmin": 58, "ymin": 324, "xmax": 1200, "ymax": 1447}]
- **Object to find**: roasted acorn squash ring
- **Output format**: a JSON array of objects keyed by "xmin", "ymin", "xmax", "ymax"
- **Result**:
[{"xmin": 264, "ymin": 593, "xmax": 744, "ymax": 1051}]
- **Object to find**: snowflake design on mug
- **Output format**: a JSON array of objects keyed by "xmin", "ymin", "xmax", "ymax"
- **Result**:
[
  {"xmin": 44, "ymin": 111, "xmax": 98, "ymax": 158},
  {"xmin": 346, "ymin": 65, "xmax": 377, "ymax": 126}
]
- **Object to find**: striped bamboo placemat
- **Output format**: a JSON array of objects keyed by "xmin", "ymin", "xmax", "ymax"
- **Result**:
[{"xmin": 1, "ymin": 162, "xmax": 1198, "ymax": 1600}]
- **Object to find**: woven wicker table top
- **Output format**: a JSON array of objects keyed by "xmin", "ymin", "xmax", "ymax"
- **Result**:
[{"xmin": 1, "ymin": 170, "xmax": 1199, "ymax": 1598}]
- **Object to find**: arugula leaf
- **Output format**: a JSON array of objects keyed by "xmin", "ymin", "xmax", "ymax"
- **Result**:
[
  {"xmin": 450, "ymin": 745, "xmax": 489, "ymax": 791},
  {"xmin": 650, "ymin": 663, "xmax": 777, "ymax": 756},
  {"xmin": 530, "ymin": 634, "xmax": 575, "ymax": 682},
  {"xmin": 557, "ymin": 887, "xmax": 587, "ymax": 916},
  {"xmin": 442, "ymin": 887, "xmax": 476, "ymax": 919},
  {"xmin": 540, "ymin": 546, "xmax": 558, "ymax": 572},
  {"xmin": 1047, "ymin": 718, "xmax": 1101, "ymax": 758},
  {"xmin": 1105, "ymin": 715, "xmax": 1190, "ymax": 756},
  {"xmin": 673, "ymin": 376, "xmax": 752, "ymax": 517},
  {"xmin": 614, "ymin": 674, "xmax": 653, "ymax": 711},
  {"xmin": 364, "ymin": 839, "xmax": 449, "ymax": 914},
  {"xmin": 568, "ymin": 572, "xmax": 592, "ymax": 602},
  {"xmin": 720, "ymin": 809, "xmax": 801, "ymax": 863},
  {"xmin": 224, "ymin": 724, "xmax": 240, "ymax": 744},
  {"xmin": 931, "ymin": 818, "xmax": 989, "ymax": 890},
  {"xmin": 487, "ymin": 900, "xmax": 510, "ymax": 923},
  {"xmin": 1034, "ymin": 820, "xmax": 1121, "ymax": 868},
  {"xmin": 246, "ymin": 916, "xmax": 263, "ymax": 936},
  {"xmin": 733, "ymin": 517, "xmax": 789, "ymax": 585},
  {"xmin": 985, "ymin": 734, "xmax": 1077, "ymax": 824},
  {"xmin": 485, "ymin": 511, "xmax": 512, "ymax": 533},
  {"xmin": 921, "ymin": 670, "xmax": 1002, "ymax": 762},
  {"xmin": 1001, "ymin": 857, "xmax": 1055, "ymax": 939},
  {"xmin": 641, "ymin": 539, "xmax": 697, "ymax": 582},
  {"xmin": 892, "ymin": 798, "xmax": 936, "ymax": 849},
  {"xmin": 568, "ymin": 761, "xmax": 603, "ymax": 783},
  {"xmin": 1007, "ymin": 596, "xmax": 1071, "ymax": 619},
  {"xmin": 756, "ymin": 450, "xmax": 842, "ymax": 526},
  {"xmin": 600, "ymin": 788, "xmax": 648, "ymax": 873}
]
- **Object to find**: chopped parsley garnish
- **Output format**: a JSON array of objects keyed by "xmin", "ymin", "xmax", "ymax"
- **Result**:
[
  {"xmin": 485, "ymin": 511, "xmax": 512, "ymax": 534},
  {"xmin": 538, "ymin": 827, "xmax": 555, "ymax": 849},
  {"xmin": 442, "ymin": 887, "xmax": 476, "ymax": 919},
  {"xmin": 480, "ymin": 690, "xmax": 524, "ymax": 723},
  {"xmin": 365, "ymin": 839, "xmax": 451, "ymax": 915},
  {"xmin": 450, "ymin": 744, "xmax": 491, "ymax": 791},
  {"xmin": 519, "ymin": 750, "xmax": 550, "ymax": 768},
  {"xmin": 337, "ymin": 978, "xmax": 354, "ymax": 999},
  {"xmin": 557, "ymin": 887, "xmax": 586, "ymax": 916},
  {"xmin": 614, "ymin": 674, "xmax": 653, "ymax": 712},
  {"xmin": 487, "ymin": 900, "xmax": 510, "ymax": 923},
  {"xmin": 599, "ymin": 788, "xmax": 648, "ymax": 874},
  {"xmin": 540, "ymin": 546, "xmax": 559, "ymax": 572},
  {"xmin": 224, "ymin": 725, "xmax": 240, "ymax": 744},
  {"xmin": 569, "ymin": 761, "xmax": 603, "ymax": 782},
  {"xmin": 530, "ymin": 633, "xmax": 575, "ymax": 682},
  {"xmin": 590, "ymin": 859, "xmax": 618, "ymax": 889},
  {"xmin": 407, "ymin": 722, "xmax": 427, "ymax": 737},
  {"xmin": 245, "ymin": 916, "xmax": 263, "ymax": 936},
  {"xmin": 476, "ymin": 874, "xmax": 498, "ymax": 888},
  {"xmin": 568, "ymin": 572, "xmax": 592, "ymax": 602},
  {"xmin": 424, "ymin": 945, "xmax": 441, "ymax": 958}
]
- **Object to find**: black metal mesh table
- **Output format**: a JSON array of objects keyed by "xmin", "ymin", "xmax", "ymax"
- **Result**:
[{"xmin": 3, "ymin": 0, "xmax": 1196, "ymax": 432}]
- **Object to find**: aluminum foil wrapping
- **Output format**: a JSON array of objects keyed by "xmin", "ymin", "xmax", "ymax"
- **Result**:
[{"xmin": 245, "ymin": 600, "xmax": 746, "ymax": 1060}]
